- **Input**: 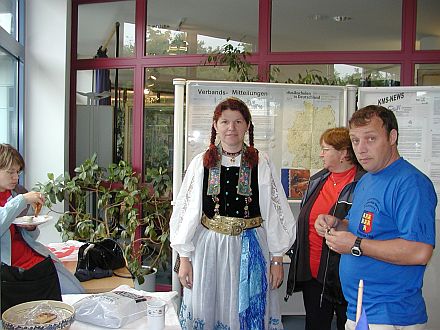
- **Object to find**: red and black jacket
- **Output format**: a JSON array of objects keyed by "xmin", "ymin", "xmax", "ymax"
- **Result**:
[{"xmin": 285, "ymin": 166, "xmax": 365, "ymax": 304}]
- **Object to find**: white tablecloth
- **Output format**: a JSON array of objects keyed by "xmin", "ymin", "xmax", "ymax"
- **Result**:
[{"xmin": 62, "ymin": 285, "xmax": 181, "ymax": 330}]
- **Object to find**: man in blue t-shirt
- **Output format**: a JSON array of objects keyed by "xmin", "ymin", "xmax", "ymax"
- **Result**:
[{"xmin": 314, "ymin": 105, "xmax": 436, "ymax": 330}]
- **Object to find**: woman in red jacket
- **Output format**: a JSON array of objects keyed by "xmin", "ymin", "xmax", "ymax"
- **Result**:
[{"xmin": 285, "ymin": 128, "xmax": 365, "ymax": 330}]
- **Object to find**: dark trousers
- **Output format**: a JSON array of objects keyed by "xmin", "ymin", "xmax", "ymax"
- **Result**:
[
  {"xmin": 302, "ymin": 278, "xmax": 347, "ymax": 330},
  {"xmin": 1, "ymin": 256, "xmax": 62, "ymax": 314}
]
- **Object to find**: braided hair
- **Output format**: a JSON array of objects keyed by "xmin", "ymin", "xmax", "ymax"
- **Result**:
[{"xmin": 203, "ymin": 97, "xmax": 258, "ymax": 168}]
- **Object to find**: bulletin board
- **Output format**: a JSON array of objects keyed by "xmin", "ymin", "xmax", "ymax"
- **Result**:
[
  {"xmin": 358, "ymin": 86, "xmax": 440, "ymax": 211},
  {"xmin": 177, "ymin": 80, "xmax": 355, "ymax": 200}
]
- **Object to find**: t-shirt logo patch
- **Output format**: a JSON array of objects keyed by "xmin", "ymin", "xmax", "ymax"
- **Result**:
[{"xmin": 359, "ymin": 211, "xmax": 373, "ymax": 233}]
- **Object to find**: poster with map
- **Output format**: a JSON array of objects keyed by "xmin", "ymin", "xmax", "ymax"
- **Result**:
[
  {"xmin": 184, "ymin": 81, "xmax": 347, "ymax": 196},
  {"xmin": 282, "ymin": 87, "xmax": 342, "ymax": 172}
]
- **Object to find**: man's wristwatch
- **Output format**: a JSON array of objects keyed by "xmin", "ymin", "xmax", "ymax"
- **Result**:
[{"xmin": 351, "ymin": 237, "xmax": 363, "ymax": 257}]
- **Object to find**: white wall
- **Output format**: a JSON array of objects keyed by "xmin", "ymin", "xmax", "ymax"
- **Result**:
[{"xmin": 25, "ymin": 0, "xmax": 70, "ymax": 244}]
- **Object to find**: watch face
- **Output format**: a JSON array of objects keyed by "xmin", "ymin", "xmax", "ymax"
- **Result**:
[{"xmin": 351, "ymin": 246, "xmax": 362, "ymax": 257}]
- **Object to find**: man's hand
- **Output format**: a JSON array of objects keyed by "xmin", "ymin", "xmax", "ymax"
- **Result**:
[
  {"xmin": 324, "ymin": 228, "xmax": 356, "ymax": 254},
  {"xmin": 178, "ymin": 257, "xmax": 193, "ymax": 289},
  {"xmin": 315, "ymin": 214, "xmax": 340, "ymax": 237}
]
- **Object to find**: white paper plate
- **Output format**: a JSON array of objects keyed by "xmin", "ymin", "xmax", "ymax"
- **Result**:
[{"xmin": 13, "ymin": 215, "xmax": 53, "ymax": 226}]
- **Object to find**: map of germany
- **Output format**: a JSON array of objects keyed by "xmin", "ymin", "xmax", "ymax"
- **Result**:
[{"xmin": 285, "ymin": 101, "xmax": 336, "ymax": 169}]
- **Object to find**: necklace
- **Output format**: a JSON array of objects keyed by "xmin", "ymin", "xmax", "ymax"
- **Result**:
[
  {"xmin": 208, "ymin": 144, "xmax": 252, "ymax": 219},
  {"xmin": 222, "ymin": 149, "xmax": 242, "ymax": 163},
  {"xmin": 330, "ymin": 168, "xmax": 354, "ymax": 186},
  {"xmin": 330, "ymin": 174, "xmax": 338, "ymax": 186}
]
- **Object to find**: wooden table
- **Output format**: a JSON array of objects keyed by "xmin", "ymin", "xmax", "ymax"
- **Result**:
[{"xmin": 63, "ymin": 261, "xmax": 134, "ymax": 293}]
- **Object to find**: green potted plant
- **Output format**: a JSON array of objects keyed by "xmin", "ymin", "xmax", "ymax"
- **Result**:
[
  {"xmin": 204, "ymin": 40, "xmax": 350, "ymax": 86},
  {"xmin": 204, "ymin": 38, "xmax": 257, "ymax": 82},
  {"xmin": 35, "ymin": 154, "xmax": 172, "ymax": 287}
]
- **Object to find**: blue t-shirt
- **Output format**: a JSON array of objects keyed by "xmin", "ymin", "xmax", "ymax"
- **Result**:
[{"xmin": 340, "ymin": 158, "xmax": 436, "ymax": 325}]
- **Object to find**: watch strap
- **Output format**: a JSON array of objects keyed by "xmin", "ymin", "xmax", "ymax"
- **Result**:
[{"xmin": 351, "ymin": 237, "xmax": 363, "ymax": 256}]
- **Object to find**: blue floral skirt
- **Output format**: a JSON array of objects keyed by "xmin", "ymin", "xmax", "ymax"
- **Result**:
[{"xmin": 178, "ymin": 226, "xmax": 284, "ymax": 330}]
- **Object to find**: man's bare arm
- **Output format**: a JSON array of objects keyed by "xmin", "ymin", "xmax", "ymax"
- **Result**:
[
  {"xmin": 360, "ymin": 238, "xmax": 433, "ymax": 265},
  {"xmin": 325, "ymin": 229, "xmax": 433, "ymax": 266}
]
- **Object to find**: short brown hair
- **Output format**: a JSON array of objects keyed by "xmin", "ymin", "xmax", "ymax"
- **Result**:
[
  {"xmin": 320, "ymin": 127, "xmax": 358, "ymax": 165},
  {"xmin": 349, "ymin": 105, "xmax": 399, "ymax": 144},
  {"xmin": 0, "ymin": 144, "xmax": 25, "ymax": 171}
]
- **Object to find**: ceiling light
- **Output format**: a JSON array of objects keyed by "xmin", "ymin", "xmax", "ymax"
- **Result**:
[{"xmin": 333, "ymin": 16, "xmax": 352, "ymax": 22}]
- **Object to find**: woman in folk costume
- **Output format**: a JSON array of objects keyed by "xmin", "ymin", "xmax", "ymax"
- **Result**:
[{"xmin": 170, "ymin": 97, "xmax": 296, "ymax": 329}]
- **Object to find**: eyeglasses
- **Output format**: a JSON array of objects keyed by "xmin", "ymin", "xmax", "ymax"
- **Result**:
[{"xmin": 2, "ymin": 169, "xmax": 23, "ymax": 177}]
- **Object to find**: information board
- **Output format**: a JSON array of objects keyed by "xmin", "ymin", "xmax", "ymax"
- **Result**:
[
  {"xmin": 185, "ymin": 81, "xmax": 349, "ymax": 197},
  {"xmin": 358, "ymin": 86, "xmax": 440, "ymax": 214}
]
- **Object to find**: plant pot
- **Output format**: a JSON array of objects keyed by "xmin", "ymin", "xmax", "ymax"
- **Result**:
[{"xmin": 134, "ymin": 266, "xmax": 157, "ymax": 292}]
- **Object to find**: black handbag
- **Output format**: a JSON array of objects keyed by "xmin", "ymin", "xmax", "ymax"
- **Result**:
[
  {"xmin": 1, "ymin": 256, "xmax": 62, "ymax": 314},
  {"xmin": 74, "ymin": 239, "xmax": 126, "ymax": 282}
]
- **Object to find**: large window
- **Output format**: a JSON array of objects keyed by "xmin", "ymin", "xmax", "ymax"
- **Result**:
[
  {"xmin": 0, "ymin": 0, "xmax": 23, "ymax": 148},
  {"xmin": 77, "ymin": 1, "xmax": 136, "ymax": 59},
  {"xmin": 76, "ymin": 68, "xmax": 134, "ymax": 167},
  {"xmin": 415, "ymin": 64, "xmax": 440, "ymax": 85},
  {"xmin": 72, "ymin": 0, "xmax": 440, "ymax": 175},
  {"xmin": 0, "ymin": 48, "xmax": 18, "ymax": 144},
  {"xmin": 416, "ymin": 0, "xmax": 440, "ymax": 50},
  {"xmin": 146, "ymin": 0, "xmax": 258, "ymax": 56},
  {"xmin": 270, "ymin": 64, "xmax": 401, "ymax": 87},
  {"xmin": 0, "ymin": 0, "xmax": 18, "ymax": 40},
  {"xmin": 271, "ymin": 0, "xmax": 402, "ymax": 52}
]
